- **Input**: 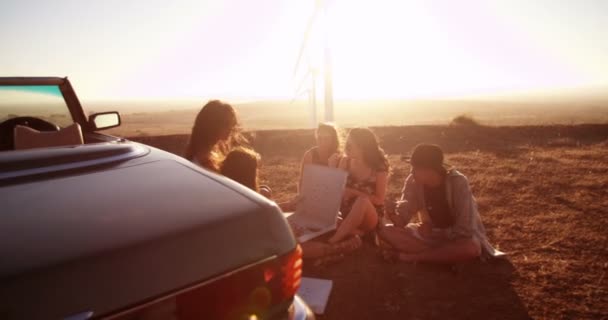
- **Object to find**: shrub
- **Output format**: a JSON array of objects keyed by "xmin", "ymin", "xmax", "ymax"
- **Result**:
[{"xmin": 451, "ymin": 114, "xmax": 480, "ymax": 126}]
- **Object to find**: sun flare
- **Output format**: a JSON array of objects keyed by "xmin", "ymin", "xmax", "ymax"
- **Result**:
[{"xmin": 312, "ymin": 0, "xmax": 602, "ymax": 100}]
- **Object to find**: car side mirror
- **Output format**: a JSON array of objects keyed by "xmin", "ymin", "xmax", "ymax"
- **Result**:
[{"xmin": 89, "ymin": 111, "xmax": 121, "ymax": 130}]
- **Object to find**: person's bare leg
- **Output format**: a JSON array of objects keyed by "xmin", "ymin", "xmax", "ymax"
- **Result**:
[
  {"xmin": 398, "ymin": 237, "xmax": 482, "ymax": 263},
  {"xmin": 300, "ymin": 241, "xmax": 330, "ymax": 259},
  {"xmin": 377, "ymin": 225, "xmax": 430, "ymax": 253},
  {"xmin": 301, "ymin": 237, "xmax": 362, "ymax": 259},
  {"xmin": 329, "ymin": 196, "xmax": 378, "ymax": 244},
  {"xmin": 356, "ymin": 202, "xmax": 379, "ymax": 235}
]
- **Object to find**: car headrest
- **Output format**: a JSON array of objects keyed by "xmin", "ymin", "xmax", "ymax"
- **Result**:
[{"xmin": 14, "ymin": 123, "xmax": 84, "ymax": 150}]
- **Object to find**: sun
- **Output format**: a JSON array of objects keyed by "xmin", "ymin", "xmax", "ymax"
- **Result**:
[
  {"xmin": 316, "ymin": 0, "xmax": 587, "ymax": 100},
  {"xmin": 322, "ymin": 1, "xmax": 446, "ymax": 99}
]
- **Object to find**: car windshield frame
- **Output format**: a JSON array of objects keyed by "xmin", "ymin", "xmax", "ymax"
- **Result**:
[
  {"xmin": 0, "ymin": 77, "xmax": 90, "ymax": 131},
  {"xmin": 0, "ymin": 84, "xmax": 74, "ymax": 127}
]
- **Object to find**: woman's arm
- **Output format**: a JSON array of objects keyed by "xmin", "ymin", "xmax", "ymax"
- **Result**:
[
  {"xmin": 344, "ymin": 171, "xmax": 388, "ymax": 206},
  {"xmin": 337, "ymin": 156, "xmax": 350, "ymax": 171},
  {"xmin": 392, "ymin": 174, "xmax": 421, "ymax": 227},
  {"xmin": 338, "ymin": 156, "xmax": 356, "ymax": 200},
  {"xmin": 298, "ymin": 150, "xmax": 313, "ymax": 193},
  {"xmin": 328, "ymin": 153, "xmax": 341, "ymax": 167},
  {"xmin": 370, "ymin": 171, "xmax": 388, "ymax": 205}
]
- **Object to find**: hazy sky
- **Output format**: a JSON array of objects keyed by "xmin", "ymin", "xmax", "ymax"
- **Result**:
[{"xmin": 1, "ymin": 0, "xmax": 607, "ymax": 100}]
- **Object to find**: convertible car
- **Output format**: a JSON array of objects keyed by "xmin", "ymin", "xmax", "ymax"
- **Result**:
[{"xmin": 0, "ymin": 77, "xmax": 313, "ymax": 320}]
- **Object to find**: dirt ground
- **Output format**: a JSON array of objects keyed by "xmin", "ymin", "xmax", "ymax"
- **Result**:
[{"xmin": 133, "ymin": 124, "xmax": 608, "ymax": 320}]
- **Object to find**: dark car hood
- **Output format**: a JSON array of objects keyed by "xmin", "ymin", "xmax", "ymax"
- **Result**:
[{"xmin": 0, "ymin": 142, "xmax": 296, "ymax": 319}]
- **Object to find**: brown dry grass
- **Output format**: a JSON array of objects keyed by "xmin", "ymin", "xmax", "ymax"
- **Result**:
[{"xmin": 132, "ymin": 124, "xmax": 608, "ymax": 320}]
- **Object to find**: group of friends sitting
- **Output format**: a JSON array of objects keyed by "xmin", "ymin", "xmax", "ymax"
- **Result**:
[{"xmin": 185, "ymin": 100, "xmax": 503, "ymax": 265}]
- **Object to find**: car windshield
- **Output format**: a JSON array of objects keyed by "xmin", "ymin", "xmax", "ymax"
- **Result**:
[{"xmin": 0, "ymin": 85, "xmax": 73, "ymax": 127}]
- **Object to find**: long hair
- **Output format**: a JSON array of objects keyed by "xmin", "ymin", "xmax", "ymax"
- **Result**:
[
  {"xmin": 347, "ymin": 128, "xmax": 389, "ymax": 172},
  {"xmin": 184, "ymin": 100, "xmax": 245, "ymax": 169},
  {"xmin": 220, "ymin": 147, "xmax": 260, "ymax": 192},
  {"xmin": 316, "ymin": 122, "xmax": 342, "ymax": 155}
]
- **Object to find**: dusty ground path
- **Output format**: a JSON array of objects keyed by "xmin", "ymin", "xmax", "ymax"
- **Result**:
[
  {"xmin": 304, "ymin": 244, "xmax": 528, "ymax": 319},
  {"xmin": 289, "ymin": 144, "xmax": 607, "ymax": 320},
  {"xmin": 133, "ymin": 124, "xmax": 608, "ymax": 319}
]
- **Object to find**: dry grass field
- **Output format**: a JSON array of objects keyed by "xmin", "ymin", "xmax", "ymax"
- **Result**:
[
  {"xmin": 132, "ymin": 124, "xmax": 608, "ymax": 319},
  {"xmin": 103, "ymin": 98, "xmax": 608, "ymax": 137}
]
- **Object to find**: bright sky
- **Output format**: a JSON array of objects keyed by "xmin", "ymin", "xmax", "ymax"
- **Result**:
[{"xmin": 1, "ymin": 0, "xmax": 607, "ymax": 100}]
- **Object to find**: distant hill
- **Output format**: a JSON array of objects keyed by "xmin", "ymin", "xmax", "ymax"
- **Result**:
[{"xmin": 100, "ymin": 95, "xmax": 608, "ymax": 136}]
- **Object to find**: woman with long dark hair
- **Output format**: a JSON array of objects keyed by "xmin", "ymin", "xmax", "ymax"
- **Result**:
[
  {"xmin": 329, "ymin": 127, "xmax": 390, "ymax": 244},
  {"xmin": 184, "ymin": 100, "xmax": 244, "ymax": 172}
]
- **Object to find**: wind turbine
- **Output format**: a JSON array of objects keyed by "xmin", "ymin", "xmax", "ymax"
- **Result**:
[
  {"xmin": 292, "ymin": 66, "xmax": 318, "ymax": 126},
  {"xmin": 293, "ymin": 0, "xmax": 334, "ymax": 127}
]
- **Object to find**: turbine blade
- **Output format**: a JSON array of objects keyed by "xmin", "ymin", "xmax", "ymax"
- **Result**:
[
  {"xmin": 293, "ymin": 2, "xmax": 322, "ymax": 77},
  {"xmin": 294, "ymin": 69, "xmax": 313, "ymax": 96}
]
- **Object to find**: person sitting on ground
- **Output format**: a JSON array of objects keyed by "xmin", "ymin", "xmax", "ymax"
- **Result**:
[
  {"xmin": 327, "ymin": 127, "xmax": 389, "ymax": 244},
  {"xmin": 219, "ymin": 146, "xmax": 362, "ymax": 260},
  {"xmin": 184, "ymin": 100, "xmax": 245, "ymax": 172},
  {"xmin": 299, "ymin": 122, "xmax": 342, "ymax": 189},
  {"xmin": 378, "ymin": 144, "xmax": 504, "ymax": 263}
]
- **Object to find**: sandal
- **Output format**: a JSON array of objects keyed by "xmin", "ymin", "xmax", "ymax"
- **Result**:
[
  {"xmin": 328, "ymin": 235, "xmax": 362, "ymax": 255},
  {"xmin": 311, "ymin": 236, "xmax": 362, "ymax": 268},
  {"xmin": 312, "ymin": 253, "xmax": 346, "ymax": 267}
]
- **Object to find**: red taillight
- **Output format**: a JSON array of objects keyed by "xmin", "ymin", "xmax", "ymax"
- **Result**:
[
  {"xmin": 262, "ymin": 244, "xmax": 303, "ymax": 303},
  {"xmin": 279, "ymin": 244, "xmax": 303, "ymax": 299},
  {"xmin": 108, "ymin": 245, "xmax": 304, "ymax": 320}
]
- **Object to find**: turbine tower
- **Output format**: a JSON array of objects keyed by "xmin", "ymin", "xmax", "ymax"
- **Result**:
[
  {"xmin": 322, "ymin": 2, "xmax": 334, "ymax": 122},
  {"xmin": 293, "ymin": 0, "xmax": 334, "ymax": 127}
]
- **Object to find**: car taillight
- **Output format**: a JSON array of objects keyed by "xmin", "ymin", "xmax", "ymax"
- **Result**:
[
  {"xmin": 276, "ymin": 244, "xmax": 303, "ymax": 301},
  {"xmin": 107, "ymin": 245, "xmax": 303, "ymax": 320}
]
